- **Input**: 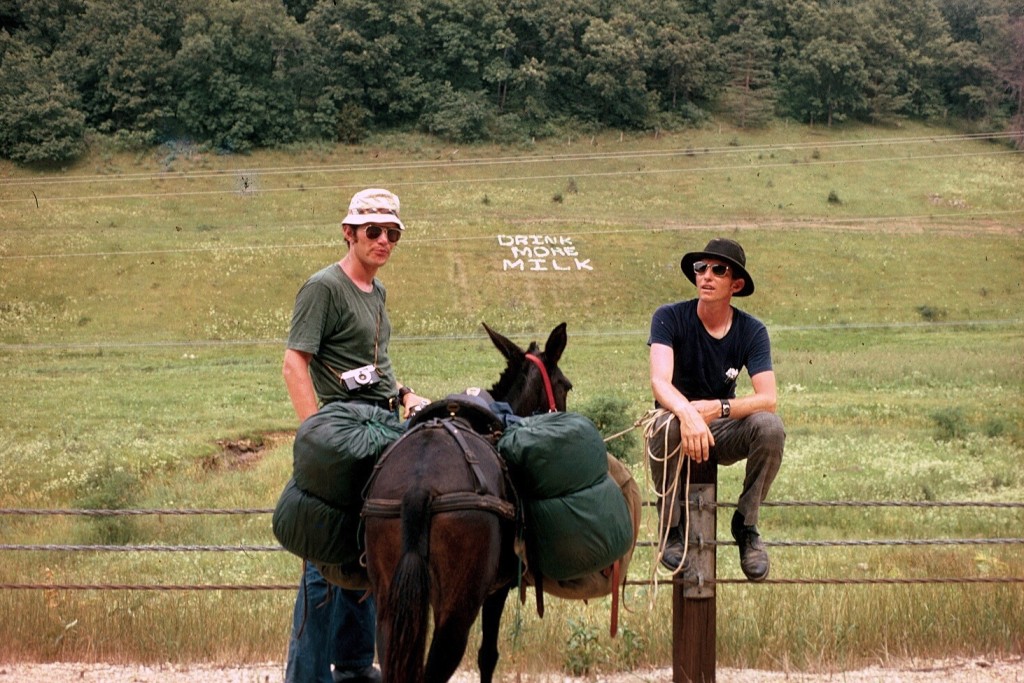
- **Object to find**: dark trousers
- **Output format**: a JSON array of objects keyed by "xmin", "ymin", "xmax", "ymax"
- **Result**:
[{"xmin": 647, "ymin": 410, "xmax": 785, "ymax": 528}]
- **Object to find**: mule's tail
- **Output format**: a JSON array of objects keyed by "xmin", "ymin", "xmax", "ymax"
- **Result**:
[{"xmin": 384, "ymin": 488, "xmax": 432, "ymax": 683}]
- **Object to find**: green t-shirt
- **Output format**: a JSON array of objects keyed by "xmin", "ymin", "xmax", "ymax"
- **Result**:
[{"xmin": 286, "ymin": 263, "xmax": 397, "ymax": 405}]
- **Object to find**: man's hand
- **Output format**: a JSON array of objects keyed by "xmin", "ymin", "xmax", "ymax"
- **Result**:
[
  {"xmin": 401, "ymin": 392, "xmax": 430, "ymax": 420},
  {"xmin": 675, "ymin": 402, "xmax": 716, "ymax": 463}
]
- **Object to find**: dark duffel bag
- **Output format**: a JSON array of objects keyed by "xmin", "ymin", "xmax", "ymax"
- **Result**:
[{"xmin": 272, "ymin": 477, "xmax": 362, "ymax": 569}]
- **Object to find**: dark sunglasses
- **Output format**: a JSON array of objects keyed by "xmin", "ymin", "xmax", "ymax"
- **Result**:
[
  {"xmin": 361, "ymin": 224, "xmax": 402, "ymax": 244},
  {"xmin": 693, "ymin": 261, "xmax": 731, "ymax": 277}
]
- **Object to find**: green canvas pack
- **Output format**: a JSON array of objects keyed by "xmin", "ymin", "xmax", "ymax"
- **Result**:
[
  {"xmin": 272, "ymin": 477, "xmax": 362, "ymax": 567},
  {"xmin": 524, "ymin": 474, "xmax": 634, "ymax": 581},
  {"xmin": 292, "ymin": 401, "xmax": 403, "ymax": 509},
  {"xmin": 498, "ymin": 411, "xmax": 634, "ymax": 581},
  {"xmin": 273, "ymin": 401, "xmax": 403, "ymax": 588},
  {"xmin": 497, "ymin": 412, "xmax": 608, "ymax": 498}
]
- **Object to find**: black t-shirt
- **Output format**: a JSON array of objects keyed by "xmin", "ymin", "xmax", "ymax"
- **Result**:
[{"xmin": 648, "ymin": 299, "xmax": 773, "ymax": 401}]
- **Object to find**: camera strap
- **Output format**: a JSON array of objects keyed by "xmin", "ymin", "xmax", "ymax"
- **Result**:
[
  {"xmin": 371, "ymin": 300, "xmax": 381, "ymax": 368},
  {"xmin": 321, "ymin": 299, "xmax": 384, "ymax": 384}
]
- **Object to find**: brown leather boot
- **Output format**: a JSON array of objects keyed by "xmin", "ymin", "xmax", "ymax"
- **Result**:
[
  {"xmin": 731, "ymin": 511, "xmax": 770, "ymax": 581},
  {"xmin": 659, "ymin": 525, "xmax": 688, "ymax": 572}
]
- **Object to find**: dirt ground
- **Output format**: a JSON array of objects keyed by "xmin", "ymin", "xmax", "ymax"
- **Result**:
[{"xmin": 1, "ymin": 658, "xmax": 1022, "ymax": 682}]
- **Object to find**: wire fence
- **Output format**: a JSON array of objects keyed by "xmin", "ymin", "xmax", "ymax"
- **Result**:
[{"xmin": 2, "ymin": 500, "xmax": 1021, "ymax": 592}]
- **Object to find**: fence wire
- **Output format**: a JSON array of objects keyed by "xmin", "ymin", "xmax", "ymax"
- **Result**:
[
  {"xmin": 6, "ymin": 538, "xmax": 1023, "ymax": 553},
  {"xmin": 2, "ymin": 501, "xmax": 1021, "ymax": 592},
  {"xmin": 3, "ymin": 500, "xmax": 1022, "ymax": 517}
]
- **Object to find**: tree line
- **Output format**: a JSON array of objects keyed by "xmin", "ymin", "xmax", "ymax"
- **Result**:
[{"xmin": 1, "ymin": 0, "xmax": 1022, "ymax": 163}]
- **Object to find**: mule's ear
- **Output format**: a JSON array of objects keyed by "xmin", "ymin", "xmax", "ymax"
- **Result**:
[
  {"xmin": 543, "ymin": 322, "xmax": 568, "ymax": 366},
  {"xmin": 482, "ymin": 322, "xmax": 524, "ymax": 362}
]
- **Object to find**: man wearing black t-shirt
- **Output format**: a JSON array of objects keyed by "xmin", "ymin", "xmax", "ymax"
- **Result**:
[{"xmin": 647, "ymin": 238, "xmax": 785, "ymax": 581}]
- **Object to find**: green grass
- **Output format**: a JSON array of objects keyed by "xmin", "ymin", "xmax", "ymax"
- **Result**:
[{"xmin": 0, "ymin": 119, "xmax": 1022, "ymax": 673}]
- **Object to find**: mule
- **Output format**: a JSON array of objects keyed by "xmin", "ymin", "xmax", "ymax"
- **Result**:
[{"xmin": 362, "ymin": 322, "xmax": 571, "ymax": 683}]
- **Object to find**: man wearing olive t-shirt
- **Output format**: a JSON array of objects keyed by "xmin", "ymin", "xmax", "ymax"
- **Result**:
[{"xmin": 282, "ymin": 188, "xmax": 427, "ymax": 683}]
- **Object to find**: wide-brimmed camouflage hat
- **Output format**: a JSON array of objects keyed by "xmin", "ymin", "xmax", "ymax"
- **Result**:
[{"xmin": 343, "ymin": 188, "xmax": 404, "ymax": 230}]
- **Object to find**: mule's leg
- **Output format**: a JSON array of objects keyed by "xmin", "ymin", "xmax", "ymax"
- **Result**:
[
  {"xmin": 422, "ymin": 514, "xmax": 502, "ymax": 683},
  {"xmin": 477, "ymin": 584, "xmax": 511, "ymax": 683},
  {"xmin": 423, "ymin": 610, "xmax": 478, "ymax": 683},
  {"xmin": 374, "ymin": 616, "xmax": 391, "ymax": 683}
]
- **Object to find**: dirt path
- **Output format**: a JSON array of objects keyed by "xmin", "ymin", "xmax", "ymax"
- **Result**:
[{"xmin": 1, "ymin": 658, "xmax": 1022, "ymax": 682}]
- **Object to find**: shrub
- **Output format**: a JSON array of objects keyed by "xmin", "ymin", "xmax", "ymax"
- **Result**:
[
  {"xmin": 931, "ymin": 407, "xmax": 969, "ymax": 441},
  {"xmin": 576, "ymin": 395, "xmax": 639, "ymax": 464},
  {"xmin": 75, "ymin": 463, "xmax": 141, "ymax": 544},
  {"xmin": 983, "ymin": 419, "xmax": 1006, "ymax": 438},
  {"xmin": 916, "ymin": 304, "xmax": 947, "ymax": 322},
  {"xmin": 422, "ymin": 86, "xmax": 495, "ymax": 143},
  {"xmin": 564, "ymin": 618, "xmax": 606, "ymax": 676}
]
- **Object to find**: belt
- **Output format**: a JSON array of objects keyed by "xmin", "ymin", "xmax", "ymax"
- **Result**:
[{"xmin": 327, "ymin": 396, "xmax": 398, "ymax": 413}]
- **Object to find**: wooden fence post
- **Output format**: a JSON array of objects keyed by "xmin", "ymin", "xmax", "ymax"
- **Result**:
[{"xmin": 672, "ymin": 458, "xmax": 717, "ymax": 682}]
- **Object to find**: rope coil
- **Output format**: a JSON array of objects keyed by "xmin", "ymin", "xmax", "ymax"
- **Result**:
[{"xmin": 640, "ymin": 408, "xmax": 693, "ymax": 589}]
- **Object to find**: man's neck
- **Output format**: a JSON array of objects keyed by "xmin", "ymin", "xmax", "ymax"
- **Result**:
[
  {"xmin": 339, "ymin": 253, "xmax": 378, "ymax": 292},
  {"xmin": 696, "ymin": 299, "xmax": 734, "ymax": 338}
]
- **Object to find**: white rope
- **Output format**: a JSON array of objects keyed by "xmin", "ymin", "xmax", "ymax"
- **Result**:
[
  {"xmin": 601, "ymin": 422, "xmax": 640, "ymax": 443},
  {"xmin": 640, "ymin": 409, "xmax": 691, "ymax": 598}
]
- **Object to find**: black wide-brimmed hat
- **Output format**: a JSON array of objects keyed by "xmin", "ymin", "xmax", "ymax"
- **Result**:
[{"xmin": 680, "ymin": 238, "xmax": 755, "ymax": 296}]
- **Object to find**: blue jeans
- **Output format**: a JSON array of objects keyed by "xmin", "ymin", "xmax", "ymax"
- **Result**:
[{"xmin": 285, "ymin": 563, "xmax": 376, "ymax": 683}]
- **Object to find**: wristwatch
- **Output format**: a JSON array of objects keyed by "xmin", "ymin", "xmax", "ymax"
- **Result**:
[
  {"xmin": 720, "ymin": 398, "xmax": 731, "ymax": 418},
  {"xmin": 398, "ymin": 386, "xmax": 415, "ymax": 406}
]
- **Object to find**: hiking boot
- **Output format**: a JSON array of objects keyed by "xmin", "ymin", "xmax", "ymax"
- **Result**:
[
  {"xmin": 731, "ymin": 511, "xmax": 770, "ymax": 582},
  {"xmin": 659, "ymin": 525, "xmax": 688, "ymax": 572},
  {"xmin": 333, "ymin": 665, "xmax": 382, "ymax": 683}
]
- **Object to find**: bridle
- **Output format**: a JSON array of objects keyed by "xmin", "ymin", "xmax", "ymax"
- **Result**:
[{"xmin": 524, "ymin": 353, "xmax": 558, "ymax": 413}]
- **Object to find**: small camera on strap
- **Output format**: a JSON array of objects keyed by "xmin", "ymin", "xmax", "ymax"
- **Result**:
[{"xmin": 340, "ymin": 364, "xmax": 381, "ymax": 392}]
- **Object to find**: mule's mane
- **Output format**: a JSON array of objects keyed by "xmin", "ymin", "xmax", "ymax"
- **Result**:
[{"xmin": 488, "ymin": 340, "xmax": 541, "ymax": 403}]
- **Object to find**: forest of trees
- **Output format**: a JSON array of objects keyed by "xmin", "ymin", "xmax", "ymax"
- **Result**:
[{"xmin": 1, "ymin": 0, "xmax": 1022, "ymax": 162}]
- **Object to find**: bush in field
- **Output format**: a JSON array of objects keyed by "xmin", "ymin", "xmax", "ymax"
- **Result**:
[
  {"xmin": 931, "ymin": 407, "xmax": 969, "ymax": 441},
  {"xmin": 564, "ymin": 618, "xmax": 607, "ymax": 676},
  {"xmin": 916, "ymin": 304, "xmax": 948, "ymax": 322},
  {"xmin": 576, "ymin": 394, "xmax": 639, "ymax": 464},
  {"xmin": 75, "ymin": 464, "xmax": 141, "ymax": 545}
]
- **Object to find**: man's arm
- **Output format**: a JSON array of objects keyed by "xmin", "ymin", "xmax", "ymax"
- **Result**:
[
  {"xmin": 726, "ymin": 370, "xmax": 777, "ymax": 419},
  {"xmin": 282, "ymin": 348, "xmax": 318, "ymax": 422},
  {"xmin": 650, "ymin": 343, "xmax": 718, "ymax": 462}
]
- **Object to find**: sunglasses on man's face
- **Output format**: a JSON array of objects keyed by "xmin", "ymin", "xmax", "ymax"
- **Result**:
[
  {"xmin": 693, "ymin": 261, "xmax": 731, "ymax": 277},
  {"xmin": 361, "ymin": 224, "xmax": 402, "ymax": 244}
]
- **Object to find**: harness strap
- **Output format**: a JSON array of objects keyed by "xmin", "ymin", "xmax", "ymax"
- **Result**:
[
  {"xmin": 363, "ymin": 418, "xmax": 516, "ymax": 520},
  {"xmin": 363, "ymin": 492, "xmax": 515, "ymax": 520},
  {"xmin": 441, "ymin": 419, "xmax": 489, "ymax": 495},
  {"xmin": 609, "ymin": 559, "xmax": 621, "ymax": 638}
]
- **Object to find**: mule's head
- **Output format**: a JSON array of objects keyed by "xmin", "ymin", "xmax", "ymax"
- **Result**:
[{"xmin": 483, "ymin": 322, "xmax": 572, "ymax": 416}]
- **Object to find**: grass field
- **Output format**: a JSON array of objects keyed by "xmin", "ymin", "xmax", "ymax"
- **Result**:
[{"xmin": 1, "ymin": 120, "xmax": 1022, "ymax": 675}]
